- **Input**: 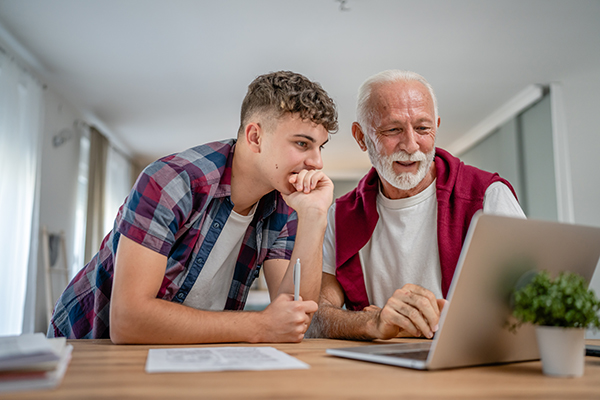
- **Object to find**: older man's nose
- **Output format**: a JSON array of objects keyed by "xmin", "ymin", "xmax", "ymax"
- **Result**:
[{"xmin": 397, "ymin": 128, "xmax": 420, "ymax": 154}]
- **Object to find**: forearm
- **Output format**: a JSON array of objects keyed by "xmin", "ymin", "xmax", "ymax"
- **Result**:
[
  {"xmin": 277, "ymin": 210, "xmax": 327, "ymax": 303},
  {"xmin": 310, "ymin": 303, "xmax": 378, "ymax": 341},
  {"xmin": 110, "ymin": 297, "xmax": 263, "ymax": 344}
]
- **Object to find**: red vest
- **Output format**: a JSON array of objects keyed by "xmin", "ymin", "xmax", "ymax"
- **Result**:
[{"xmin": 334, "ymin": 148, "xmax": 517, "ymax": 310}]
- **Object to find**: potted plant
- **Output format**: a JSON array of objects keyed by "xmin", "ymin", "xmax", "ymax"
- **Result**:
[{"xmin": 510, "ymin": 270, "xmax": 600, "ymax": 377}]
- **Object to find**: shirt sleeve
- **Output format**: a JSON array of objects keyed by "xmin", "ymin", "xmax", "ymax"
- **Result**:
[
  {"xmin": 116, "ymin": 160, "xmax": 195, "ymax": 256},
  {"xmin": 483, "ymin": 181, "xmax": 526, "ymax": 219},
  {"xmin": 264, "ymin": 209, "xmax": 298, "ymax": 261},
  {"xmin": 322, "ymin": 204, "xmax": 337, "ymax": 275}
]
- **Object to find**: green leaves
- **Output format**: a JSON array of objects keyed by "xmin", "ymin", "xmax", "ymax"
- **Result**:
[{"xmin": 510, "ymin": 271, "xmax": 600, "ymax": 330}]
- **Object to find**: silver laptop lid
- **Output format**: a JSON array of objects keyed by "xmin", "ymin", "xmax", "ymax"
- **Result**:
[
  {"xmin": 326, "ymin": 213, "xmax": 600, "ymax": 370},
  {"xmin": 427, "ymin": 212, "xmax": 600, "ymax": 369}
]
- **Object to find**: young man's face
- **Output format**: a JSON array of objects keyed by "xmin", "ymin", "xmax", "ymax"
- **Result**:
[{"xmin": 258, "ymin": 113, "xmax": 329, "ymax": 195}]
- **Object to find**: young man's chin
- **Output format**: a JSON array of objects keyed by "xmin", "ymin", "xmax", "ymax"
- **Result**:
[{"xmin": 276, "ymin": 181, "xmax": 296, "ymax": 197}]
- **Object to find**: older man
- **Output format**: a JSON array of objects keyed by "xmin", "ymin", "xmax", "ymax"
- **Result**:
[{"xmin": 311, "ymin": 70, "xmax": 524, "ymax": 341}]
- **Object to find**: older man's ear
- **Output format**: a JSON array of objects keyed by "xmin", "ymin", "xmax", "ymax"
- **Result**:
[{"xmin": 352, "ymin": 122, "xmax": 368, "ymax": 152}]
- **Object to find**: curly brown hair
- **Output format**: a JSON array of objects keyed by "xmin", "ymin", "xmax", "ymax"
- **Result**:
[{"xmin": 238, "ymin": 71, "xmax": 338, "ymax": 136}]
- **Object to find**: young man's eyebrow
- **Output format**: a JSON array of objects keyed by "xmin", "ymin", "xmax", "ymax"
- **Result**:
[
  {"xmin": 293, "ymin": 134, "xmax": 317, "ymax": 142},
  {"xmin": 292, "ymin": 134, "xmax": 329, "ymax": 147}
]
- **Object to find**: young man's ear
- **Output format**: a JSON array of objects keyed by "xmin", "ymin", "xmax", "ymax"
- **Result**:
[{"xmin": 244, "ymin": 122, "xmax": 262, "ymax": 153}]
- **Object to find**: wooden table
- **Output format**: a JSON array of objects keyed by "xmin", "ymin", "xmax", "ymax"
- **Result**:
[{"xmin": 3, "ymin": 339, "xmax": 600, "ymax": 399}]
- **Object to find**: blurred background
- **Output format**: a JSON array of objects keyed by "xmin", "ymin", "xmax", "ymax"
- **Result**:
[{"xmin": 1, "ymin": 0, "xmax": 599, "ymax": 336}]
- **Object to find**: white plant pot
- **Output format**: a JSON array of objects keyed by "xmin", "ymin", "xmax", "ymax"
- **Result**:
[{"xmin": 535, "ymin": 325, "xmax": 585, "ymax": 377}]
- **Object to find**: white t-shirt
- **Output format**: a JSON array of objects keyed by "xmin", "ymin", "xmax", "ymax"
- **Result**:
[
  {"xmin": 183, "ymin": 204, "xmax": 256, "ymax": 311},
  {"xmin": 322, "ymin": 180, "xmax": 525, "ymax": 307}
]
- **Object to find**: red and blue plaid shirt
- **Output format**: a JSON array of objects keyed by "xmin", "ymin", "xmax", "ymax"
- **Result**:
[{"xmin": 48, "ymin": 139, "xmax": 297, "ymax": 339}]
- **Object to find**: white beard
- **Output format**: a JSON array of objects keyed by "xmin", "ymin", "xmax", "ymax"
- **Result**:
[{"xmin": 364, "ymin": 134, "xmax": 435, "ymax": 191}]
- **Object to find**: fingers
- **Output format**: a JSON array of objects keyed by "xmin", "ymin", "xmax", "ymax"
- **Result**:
[
  {"xmin": 263, "ymin": 294, "xmax": 318, "ymax": 342},
  {"xmin": 379, "ymin": 285, "xmax": 442, "ymax": 339},
  {"xmin": 437, "ymin": 298, "xmax": 448, "ymax": 313},
  {"xmin": 273, "ymin": 294, "xmax": 318, "ymax": 314},
  {"xmin": 289, "ymin": 170, "xmax": 327, "ymax": 193},
  {"xmin": 362, "ymin": 305, "xmax": 381, "ymax": 313},
  {"xmin": 302, "ymin": 299, "xmax": 319, "ymax": 314}
]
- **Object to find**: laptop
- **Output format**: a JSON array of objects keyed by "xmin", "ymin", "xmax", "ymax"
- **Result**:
[{"xmin": 326, "ymin": 212, "xmax": 600, "ymax": 370}]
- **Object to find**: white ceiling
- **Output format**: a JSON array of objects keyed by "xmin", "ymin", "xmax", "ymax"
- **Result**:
[{"xmin": 1, "ymin": 0, "xmax": 599, "ymax": 176}]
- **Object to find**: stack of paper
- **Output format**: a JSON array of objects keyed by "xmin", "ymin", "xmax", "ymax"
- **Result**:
[{"xmin": 0, "ymin": 332, "xmax": 73, "ymax": 393}]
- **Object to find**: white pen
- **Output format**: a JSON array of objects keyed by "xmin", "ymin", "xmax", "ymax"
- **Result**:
[{"xmin": 293, "ymin": 258, "xmax": 301, "ymax": 301}]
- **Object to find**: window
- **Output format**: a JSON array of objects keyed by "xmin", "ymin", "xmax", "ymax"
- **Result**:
[
  {"xmin": 0, "ymin": 49, "xmax": 44, "ymax": 335},
  {"xmin": 460, "ymin": 93, "xmax": 558, "ymax": 221}
]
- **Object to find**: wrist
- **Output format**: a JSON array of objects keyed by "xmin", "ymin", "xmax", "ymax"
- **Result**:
[
  {"xmin": 245, "ymin": 311, "xmax": 266, "ymax": 343},
  {"xmin": 296, "ymin": 207, "xmax": 328, "ymax": 226},
  {"xmin": 365, "ymin": 312, "xmax": 382, "ymax": 339}
]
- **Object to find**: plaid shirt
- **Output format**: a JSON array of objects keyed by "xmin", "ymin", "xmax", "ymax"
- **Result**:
[{"xmin": 48, "ymin": 139, "xmax": 297, "ymax": 339}]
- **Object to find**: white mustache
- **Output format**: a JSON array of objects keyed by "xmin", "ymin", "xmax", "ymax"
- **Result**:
[{"xmin": 388, "ymin": 150, "xmax": 427, "ymax": 163}]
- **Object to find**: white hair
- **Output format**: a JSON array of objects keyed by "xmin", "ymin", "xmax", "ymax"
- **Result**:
[{"xmin": 356, "ymin": 70, "xmax": 438, "ymax": 130}]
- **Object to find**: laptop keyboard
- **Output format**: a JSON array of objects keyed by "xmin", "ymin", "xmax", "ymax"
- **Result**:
[{"xmin": 384, "ymin": 350, "xmax": 430, "ymax": 361}]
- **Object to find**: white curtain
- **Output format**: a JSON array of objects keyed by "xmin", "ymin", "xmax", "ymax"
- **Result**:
[
  {"xmin": 84, "ymin": 127, "xmax": 108, "ymax": 264},
  {"xmin": 104, "ymin": 146, "xmax": 133, "ymax": 237},
  {"xmin": 71, "ymin": 132, "xmax": 90, "ymax": 279},
  {"xmin": 0, "ymin": 49, "xmax": 44, "ymax": 336}
]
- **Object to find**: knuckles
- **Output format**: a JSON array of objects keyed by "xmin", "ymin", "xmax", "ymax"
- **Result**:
[
  {"xmin": 415, "ymin": 297, "xmax": 430, "ymax": 310},
  {"xmin": 408, "ymin": 308, "xmax": 422, "ymax": 321}
]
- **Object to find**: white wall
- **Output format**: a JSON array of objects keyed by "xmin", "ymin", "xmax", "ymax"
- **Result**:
[
  {"xmin": 557, "ymin": 68, "xmax": 600, "ymax": 338},
  {"xmin": 560, "ymin": 69, "xmax": 600, "ymax": 228},
  {"xmin": 34, "ymin": 89, "xmax": 83, "ymax": 333}
]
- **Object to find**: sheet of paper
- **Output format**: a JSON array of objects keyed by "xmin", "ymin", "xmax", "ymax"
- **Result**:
[{"xmin": 145, "ymin": 346, "xmax": 309, "ymax": 373}]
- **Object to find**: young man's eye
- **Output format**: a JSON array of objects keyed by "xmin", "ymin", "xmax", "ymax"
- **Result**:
[{"xmin": 296, "ymin": 141, "xmax": 308, "ymax": 148}]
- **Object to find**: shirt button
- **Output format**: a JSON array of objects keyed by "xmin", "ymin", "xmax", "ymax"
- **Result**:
[
  {"xmin": 213, "ymin": 222, "xmax": 220, "ymax": 229},
  {"xmin": 177, "ymin": 293, "xmax": 184, "ymax": 299}
]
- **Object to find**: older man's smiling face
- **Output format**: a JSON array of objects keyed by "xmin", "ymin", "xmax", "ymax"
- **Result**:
[{"xmin": 362, "ymin": 80, "xmax": 439, "ymax": 198}]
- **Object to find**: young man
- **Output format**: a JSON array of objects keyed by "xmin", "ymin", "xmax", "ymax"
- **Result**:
[{"xmin": 48, "ymin": 71, "xmax": 338, "ymax": 344}]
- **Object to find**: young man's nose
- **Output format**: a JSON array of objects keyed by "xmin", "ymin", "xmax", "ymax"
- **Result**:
[{"xmin": 305, "ymin": 149, "xmax": 323, "ymax": 170}]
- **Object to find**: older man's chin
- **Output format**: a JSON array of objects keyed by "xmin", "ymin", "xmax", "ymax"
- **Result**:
[
  {"xmin": 376, "ymin": 171, "xmax": 417, "ymax": 192},
  {"xmin": 391, "ymin": 174, "xmax": 422, "ymax": 191}
]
